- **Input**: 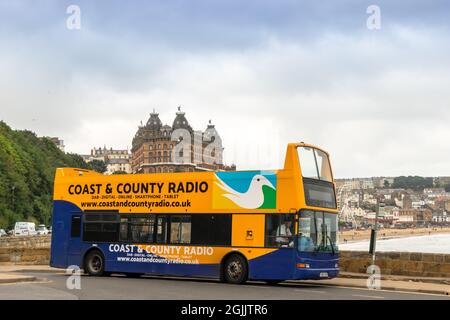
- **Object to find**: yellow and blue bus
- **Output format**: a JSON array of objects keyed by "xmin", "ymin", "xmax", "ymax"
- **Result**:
[{"xmin": 50, "ymin": 142, "xmax": 338, "ymax": 284}]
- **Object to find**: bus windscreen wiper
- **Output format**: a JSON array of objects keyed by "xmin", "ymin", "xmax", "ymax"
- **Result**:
[
  {"xmin": 321, "ymin": 224, "xmax": 335, "ymax": 255},
  {"xmin": 325, "ymin": 233, "xmax": 335, "ymax": 255}
]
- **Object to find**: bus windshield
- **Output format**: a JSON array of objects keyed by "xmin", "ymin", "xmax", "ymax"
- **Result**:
[
  {"xmin": 297, "ymin": 210, "xmax": 338, "ymax": 254},
  {"xmin": 298, "ymin": 147, "xmax": 332, "ymax": 182}
]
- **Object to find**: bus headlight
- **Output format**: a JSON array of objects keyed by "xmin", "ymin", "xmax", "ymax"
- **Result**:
[{"xmin": 296, "ymin": 263, "xmax": 310, "ymax": 269}]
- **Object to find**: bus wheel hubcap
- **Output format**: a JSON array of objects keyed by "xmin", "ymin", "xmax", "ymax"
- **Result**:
[
  {"xmin": 90, "ymin": 256, "xmax": 102, "ymax": 272},
  {"xmin": 228, "ymin": 261, "xmax": 242, "ymax": 279}
]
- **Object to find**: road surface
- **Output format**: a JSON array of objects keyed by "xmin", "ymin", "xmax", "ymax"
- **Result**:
[{"xmin": 0, "ymin": 272, "xmax": 448, "ymax": 300}]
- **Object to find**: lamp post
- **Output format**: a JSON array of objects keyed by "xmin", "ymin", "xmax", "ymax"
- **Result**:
[
  {"xmin": 367, "ymin": 199, "xmax": 384, "ymax": 290},
  {"xmin": 370, "ymin": 199, "xmax": 384, "ymax": 266},
  {"xmin": 370, "ymin": 207, "xmax": 378, "ymax": 266}
]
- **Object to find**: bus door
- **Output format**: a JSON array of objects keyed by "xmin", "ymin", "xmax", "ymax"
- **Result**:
[{"xmin": 251, "ymin": 214, "xmax": 296, "ymax": 280}]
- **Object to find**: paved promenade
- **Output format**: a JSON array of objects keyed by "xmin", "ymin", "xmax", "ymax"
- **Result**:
[
  {"xmin": 339, "ymin": 227, "xmax": 450, "ymax": 243},
  {"xmin": 0, "ymin": 265, "xmax": 449, "ymax": 299}
]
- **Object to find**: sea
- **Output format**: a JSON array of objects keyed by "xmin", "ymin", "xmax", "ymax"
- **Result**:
[{"xmin": 339, "ymin": 233, "xmax": 450, "ymax": 254}]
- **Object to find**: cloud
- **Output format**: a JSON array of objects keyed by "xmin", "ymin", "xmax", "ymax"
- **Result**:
[{"xmin": 0, "ymin": 1, "xmax": 449, "ymax": 178}]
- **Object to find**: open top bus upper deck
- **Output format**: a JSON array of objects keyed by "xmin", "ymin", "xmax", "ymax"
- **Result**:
[{"xmin": 53, "ymin": 143, "xmax": 337, "ymax": 215}]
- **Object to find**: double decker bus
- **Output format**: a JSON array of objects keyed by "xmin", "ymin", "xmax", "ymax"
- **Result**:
[{"xmin": 50, "ymin": 142, "xmax": 338, "ymax": 284}]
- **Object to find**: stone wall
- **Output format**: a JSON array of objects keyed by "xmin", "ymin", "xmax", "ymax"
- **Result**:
[
  {"xmin": 1, "ymin": 236, "xmax": 450, "ymax": 278},
  {"xmin": 0, "ymin": 235, "xmax": 50, "ymax": 265},
  {"xmin": 0, "ymin": 235, "xmax": 51, "ymax": 248},
  {"xmin": 339, "ymin": 251, "xmax": 450, "ymax": 278},
  {"xmin": 0, "ymin": 248, "xmax": 50, "ymax": 264}
]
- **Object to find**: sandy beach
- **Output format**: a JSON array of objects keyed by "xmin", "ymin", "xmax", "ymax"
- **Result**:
[{"xmin": 339, "ymin": 226, "xmax": 450, "ymax": 244}]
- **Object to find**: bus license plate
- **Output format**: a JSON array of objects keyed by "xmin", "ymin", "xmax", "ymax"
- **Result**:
[{"xmin": 319, "ymin": 272, "xmax": 328, "ymax": 278}]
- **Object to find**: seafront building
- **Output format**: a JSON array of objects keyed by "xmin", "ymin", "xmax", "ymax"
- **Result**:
[
  {"xmin": 131, "ymin": 108, "xmax": 235, "ymax": 174},
  {"xmin": 337, "ymin": 177, "xmax": 450, "ymax": 228},
  {"xmin": 82, "ymin": 147, "xmax": 132, "ymax": 174}
]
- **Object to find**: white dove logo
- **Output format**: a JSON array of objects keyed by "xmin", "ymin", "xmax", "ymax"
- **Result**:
[{"xmin": 215, "ymin": 174, "xmax": 276, "ymax": 209}]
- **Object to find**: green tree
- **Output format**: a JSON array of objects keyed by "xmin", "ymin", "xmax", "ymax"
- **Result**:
[
  {"xmin": 0, "ymin": 121, "xmax": 91, "ymax": 229},
  {"xmin": 392, "ymin": 176, "xmax": 433, "ymax": 191},
  {"xmin": 112, "ymin": 170, "xmax": 127, "ymax": 175},
  {"xmin": 89, "ymin": 159, "xmax": 107, "ymax": 174}
]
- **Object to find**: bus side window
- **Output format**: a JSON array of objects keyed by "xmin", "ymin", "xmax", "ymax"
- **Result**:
[
  {"xmin": 120, "ymin": 216, "xmax": 155, "ymax": 243},
  {"xmin": 170, "ymin": 215, "xmax": 191, "ymax": 244},
  {"xmin": 265, "ymin": 215, "xmax": 277, "ymax": 247},
  {"xmin": 265, "ymin": 214, "xmax": 295, "ymax": 247},
  {"xmin": 190, "ymin": 214, "xmax": 232, "ymax": 246},
  {"xmin": 83, "ymin": 212, "xmax": 120, "ymax": 242},
  {"xmin": 156, "ymin": 216, "xmax": 168, "ymax": 244},
  {"xmin": 119, "ymin": 218, "xmax": 129, "ymax": 242},
  {"xmin": 71, "ymin": 215, "xmax": 81, "ymax": 238}
]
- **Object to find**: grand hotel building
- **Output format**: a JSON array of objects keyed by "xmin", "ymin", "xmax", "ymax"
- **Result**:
[{"xmin": 131, "ymin": 108, "xmax": 235, "ymax": 174}]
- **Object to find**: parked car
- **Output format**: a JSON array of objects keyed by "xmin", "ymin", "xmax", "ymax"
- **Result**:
[
  {"xmin": 48, "ymin": 226, "xmax": 52, "ymax": 234},
  {"xmin": 14, "ymin": 222, "xmax": 37, "ymax": 236},
  {"xmin": 0, "ymin": 229, "xmax": 7, "ymax": 237},
  {"xmin": 36, "ymin": 224, "xmax": 49, "ymax": 235}
]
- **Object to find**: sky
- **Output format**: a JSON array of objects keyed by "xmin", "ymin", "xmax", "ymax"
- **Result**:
[{"xmin": 0, "ymin": 0, "xmax": 449, "ymax": 178}]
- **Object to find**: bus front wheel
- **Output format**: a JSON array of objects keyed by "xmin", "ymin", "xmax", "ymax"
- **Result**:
[
  {"xmin": 84, "ymin": 250, "xmax": 105, "ymax": 276},
  {"xmin": 223, "ymin": 254, "xmax": 248, "ymax": 284}
]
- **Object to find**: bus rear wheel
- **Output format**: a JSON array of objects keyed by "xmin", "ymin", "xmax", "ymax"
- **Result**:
[
  {"xmin": 84, "ymin": 250, "xmax": 105, "ymax": 276},
  {"xmin": 223, "ymin": 254, "xmax": 248, "ymax": 284}
]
